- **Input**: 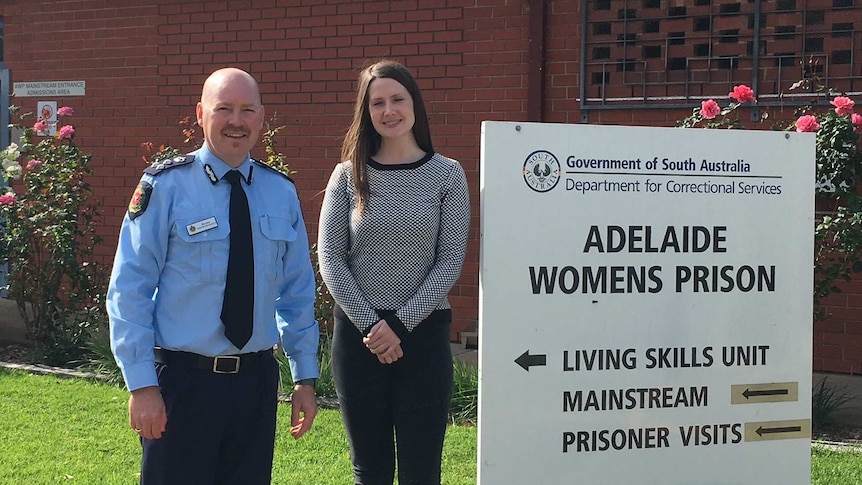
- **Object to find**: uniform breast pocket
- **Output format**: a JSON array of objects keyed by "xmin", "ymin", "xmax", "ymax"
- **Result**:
[
  {"xmin": 260, "ymin": 215, "xmax": 297, "ymax": 281},
  {"xmin": 174, "ymin": 215, "xmax": 230, "ymax": 282}
]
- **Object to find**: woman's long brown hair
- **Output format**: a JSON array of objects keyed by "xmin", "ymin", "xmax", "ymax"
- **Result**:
[{"xmin": 340, "ymin": 60, "xmax": 434, "ymax": 214}]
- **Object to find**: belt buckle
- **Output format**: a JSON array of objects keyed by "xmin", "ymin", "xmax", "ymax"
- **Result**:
[{"xmin": 212, "ymin": 355, "xmax": 240, "ymax": 374}]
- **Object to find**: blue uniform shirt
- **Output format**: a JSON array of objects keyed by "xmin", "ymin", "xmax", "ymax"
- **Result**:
[{"xmin": 107, "ymin": 144, "xmax": 319, "ymax": 391}]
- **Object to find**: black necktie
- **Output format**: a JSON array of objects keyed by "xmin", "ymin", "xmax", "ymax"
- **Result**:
[{"xmin": 221, "ymin": 170, "xmax": 254, "ymax": 350}]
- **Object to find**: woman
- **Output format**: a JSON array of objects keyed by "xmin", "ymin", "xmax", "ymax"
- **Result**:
[{"xmin": 317, "ymin": 60, "xmax": 471, "ymax": 485}]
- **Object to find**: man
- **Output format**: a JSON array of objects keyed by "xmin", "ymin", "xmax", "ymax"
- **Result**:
[{"xmin": 107, "ymin": 67, "xmax": 319, "ymax": 484}]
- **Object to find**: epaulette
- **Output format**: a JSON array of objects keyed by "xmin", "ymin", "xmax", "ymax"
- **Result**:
[
  {"xmin": 253, "ymin": 160, "xmax": 295, "ymax": 184},
  {"xmin": 144, "ymin": 154, "xmax": 195, "ymax": 176}
]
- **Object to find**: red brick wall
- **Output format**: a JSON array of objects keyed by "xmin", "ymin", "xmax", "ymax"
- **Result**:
[
  {"xmin": 815, "ymin": 280, "xmax": 862, "ymax": 374},
  {"xmin": 1, "ymin": 0, "xmax": 516, "ymax": 341},
  {"xmin": 1, "ymin": 0, "xmax": 860, "ymax": 370}
]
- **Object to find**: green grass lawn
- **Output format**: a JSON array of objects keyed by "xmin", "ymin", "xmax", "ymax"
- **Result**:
[
  {"xmin": 2, "ymin": 367, "xmax": 862, "ymax": 484},
  {"xmin": 0, "ymin": 367, "xmax": 475, "ymax": 485},
  {"xmin": 812, "ymin": 446, "xmax": 862, "ymax": 485}
]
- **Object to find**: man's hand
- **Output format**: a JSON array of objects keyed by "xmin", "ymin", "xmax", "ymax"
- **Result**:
[
  {"xmin": 129, "ymin": 386, "xmax": 167, "ymax": 440},
  {"xmin": 363, "ymin": 319, "xmax": 403, "ymax": 364},
  {"xmin": 289, "ymin": 384, "xmax": 318, "ymax": 439}
]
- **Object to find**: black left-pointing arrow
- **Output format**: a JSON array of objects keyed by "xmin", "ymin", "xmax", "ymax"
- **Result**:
[
  {"xmin": 515, "ymin": 350, "xmax": 547, "ymax": 371},
  {"xmin": 756, "ymin": 425, "xmax": 802, "ymax": 436},
  {"xmin": 743, "ymin": 388, "xmax": 789, "ymax": 399}
]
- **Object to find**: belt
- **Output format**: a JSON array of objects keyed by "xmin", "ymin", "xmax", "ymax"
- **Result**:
[{"xmin": 153, "ymin": 347, "xmax": 274, "ymax": 374}]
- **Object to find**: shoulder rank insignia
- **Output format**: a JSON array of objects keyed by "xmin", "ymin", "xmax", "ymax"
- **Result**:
[
  {"xmin": 252, "ymin": 160, "xmax": 294, "ymax": 184},
  {"xmin": 144, "ymin": 154, "xmax": 195, "ymax": 176},
  {"xmin": 128, "ymin": 181, "xmax": 153, "ymax": 220}
]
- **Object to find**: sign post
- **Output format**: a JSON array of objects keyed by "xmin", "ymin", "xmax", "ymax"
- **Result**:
[{"xmin": 478, "ymin": 122, "xmax": 814, "ymax": 484}]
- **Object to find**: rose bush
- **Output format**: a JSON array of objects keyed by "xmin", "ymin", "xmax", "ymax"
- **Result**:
[
  {"xmin": 678, "ymin": 78, "xmax": 862, "ymax": 317},
  {"xmin": 0, "ymin": 105, "xmax": 106, "ymax": 364}
]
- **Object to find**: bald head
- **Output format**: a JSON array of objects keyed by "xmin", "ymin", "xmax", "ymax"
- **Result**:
[
  {"xmin": 201, "ymin": 68, "xmax": 262, "ymax": 106},
  {"xmin": 196, "ymin": 68, "xmax": 265, "ymax": 167}
]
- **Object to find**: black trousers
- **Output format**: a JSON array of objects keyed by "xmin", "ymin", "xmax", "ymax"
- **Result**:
[
  {"xmin": 140, "ymin": 353, "xmax": 279, "ymax": 485},
  {"xmin": 332, "ymin": 305, "xmax": 453, "ymax": 485}
]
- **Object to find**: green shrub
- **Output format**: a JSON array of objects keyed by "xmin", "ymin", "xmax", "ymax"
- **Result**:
[
  {"xmin": 677, "ymin": 67, "xmax": 862, "ymax": 317},
  {"xmin": 812, "ymin": 376, "xmax": 855, "ymax": 428},
  {"xmin": 0, "ymin": 106, "xmax": 106, "ymax": 366},
  {"xmin": 450, "ymin": 359, "xmax": 478, "ymax": 425}
]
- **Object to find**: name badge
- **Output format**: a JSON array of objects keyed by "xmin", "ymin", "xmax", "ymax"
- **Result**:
[{"xmin": 187, "ymin": 217, "xmax": 218, "ymax": 236}]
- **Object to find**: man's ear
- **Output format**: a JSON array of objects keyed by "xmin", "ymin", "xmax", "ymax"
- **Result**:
[{"xmin": 195, "ymin": 102, "xmax": 203, "ymax": 126}]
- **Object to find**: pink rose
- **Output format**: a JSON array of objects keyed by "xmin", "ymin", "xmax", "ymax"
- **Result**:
[
  {"xmin": 795, "ymin": 114, "xmax": 821, "ymax": 133},
  {"xmin": 26, "ymin": 159, "xmax": 42, "ymax": 170},
  {"xmin": 56, "ymin": 125, "xmax": 75, "ymax": 140},
  {"xmin": 0, "ymin": 193, "xmax": 16, "ymax": 206},
  {"xmin": 33, "ymin": 120, "xmax": 48, "ymax": 133},
  {"xmin": 852, "ymin": 113, "xmax": 862, "ymax": 132},
  {"xmin": 728, "ymin": 85, "xmax": 756, "ymax": 103},
  {"xmin": 831, "ymin": 96, "xmax": 855, "ymax": 116},
  {"xmin": 57, "ymin": 106, "xmax": 74, "ymax": 116},
  {"xmin": 700, "ymin": 99, "xmax": 720, "ymax": 119}
]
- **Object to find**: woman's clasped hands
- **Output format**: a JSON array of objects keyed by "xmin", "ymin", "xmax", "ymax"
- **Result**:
[{"xmin": 363, "ymin": 319, "xmax": 404, "ymax": 364}]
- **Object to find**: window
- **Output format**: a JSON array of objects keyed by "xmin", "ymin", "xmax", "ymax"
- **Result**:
[
  {"xmin": 719, "ymin": 29, "xmax": 740, "ymax": 43},
  {"xmin": 616, "ymin": 59, "xmax": 637, "ymax": 72},
  {"xmin": 747, "ymin": 40, "xmax": 766, "ymax": 56},
  {"xmin": 592, "ymin": 72, "xmax": 611, "ymax": 84},
  {"xmin": 593, "ymin": 0, "xmax": 611, "ymax": 10},
  {"xmin": 776, "ymin": 0, "xmax": 796, "ymax": 11},
  {"xmin": 776, "ymin": 54, "xmax": 796, "ymax": 67},
  {"xmin": 668, "ymin": 32, "xmax": 686, "ymax": 45},
  {"xmin": 694, "ymin": 17, "xmax": 711, "ymax": 31},
  {"xmin": 803, "ymin": 37, "xmax": 824, "ymax": 53},
  {"xmin": 593, "ymin": 47, "xmax": 611, "ymax": 59},
  {"xmin": 748, "ymin": 13, "xmax": 767, "ymax": 28},
  {"xmin": 775, "ymin": 25, "xmax": 796, "ymax": 40},
  {"xmin": 643, "ymin": 45, "xmax": 662, "ymax": 58},
  {"xmin": 720, "ymin": 3, "xmax": 741, "ymax": 14},
  {"xmin": 832, "ymin": 50, "xmax": 852, "ymax": 64},
  {"xmin": 832, "ymin": 23, "xmax": 853, "ymax": 37},
  {"xmin": 593, "ymin": 22, "xmax": 612, "ymax": 35},
  {"xmin": 669, "ymin": 57, "xmax": 688, "ymax": 70},
  {"xmin": 617, "ymin": 33, "xmax": 637, "ymax": 45},
  {"xmin": 805, "ymin": 10, "xmax": 825, "ymax": 25},
  {"xmin": 716, "ymin": 57, "xmax": 738, "ymax": 69},
  {"xmin": 618, "ymin": 9, "xmax": 636, "ymax": 19}
]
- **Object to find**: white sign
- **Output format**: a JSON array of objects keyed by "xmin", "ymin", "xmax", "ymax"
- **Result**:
[
  {"xmin": 36, "ymin": 101, "xmax": 57, "ymax": 136},
  {"xmin": 13, "ymin": 81, "xmax": 85, "ymax": 97},
  {"xmin": 478, "ymin": 122, "xmax": 814, "ymax": 484}
]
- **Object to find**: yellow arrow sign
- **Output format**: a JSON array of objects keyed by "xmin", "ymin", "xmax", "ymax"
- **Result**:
[
  {"xmin": 731, "ymin": 382, "xmax": 798, "ymax": 404},
  {"xmin": 745, "ymin": 419, "xmax": 810, "ymax": 442}
]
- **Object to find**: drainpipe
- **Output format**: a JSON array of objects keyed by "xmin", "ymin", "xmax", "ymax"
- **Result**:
[
  {"xmin": 528, "ymin": 0, "xmax": 546, "ymax": 122},
  {"xmin": 751, "ymin": 0, "xmax": 761, "ymax": 121},
  {"xmin": 0, "ymin": 69, "xmax": 8, "ymax": 150}
]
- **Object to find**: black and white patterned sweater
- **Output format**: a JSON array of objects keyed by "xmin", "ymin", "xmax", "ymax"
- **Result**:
[{"xmin": 317, "ymin": 152, "xmax": 471, "ymax": 335}]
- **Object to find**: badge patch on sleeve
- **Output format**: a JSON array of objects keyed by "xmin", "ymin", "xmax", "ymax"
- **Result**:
[{"xmin": 128, "ymin": 181, "xmax": 153, "ymax": 220}]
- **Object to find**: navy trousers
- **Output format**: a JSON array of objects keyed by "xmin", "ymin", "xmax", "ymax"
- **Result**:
[
  {"xmin": 332, "ymin": 305, "xmax": 453, "ymax": 485},
  {"xmin": 140, "ymin": 354, "xmax": 279, "ymax": 485}
]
